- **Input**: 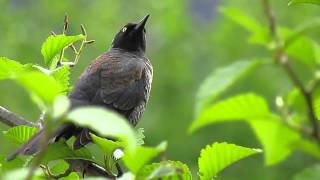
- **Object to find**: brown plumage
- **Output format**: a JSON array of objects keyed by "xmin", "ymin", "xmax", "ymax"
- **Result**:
[{"xmin": 8, "ymin": 15, "xmax": 152, "ymax": 160}]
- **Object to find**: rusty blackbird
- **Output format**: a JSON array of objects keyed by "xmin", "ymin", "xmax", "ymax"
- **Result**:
[{"xmin": 8, "ymin": 15, "xmax": 153, "ymax": 160}]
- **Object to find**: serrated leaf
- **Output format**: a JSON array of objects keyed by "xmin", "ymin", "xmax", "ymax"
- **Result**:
[
  {"xmin": 196, "ymin": 60, "xmax": 260, "ymax": 115},
  {"xmin": 3, "ymin": 126, "xmax": 38, "ymax": 144},
  {"xmin": 66, "ymin": 107, "xmax": 137, "ymax": 152},
  {"xmin": 41, "ymin": 35, "xmax": 84, "ymax": 69},
  {"xmin": 136, "ymin": 161, "xmax": 192, "ymax": 180},
  {"xmin": 249, "ymin": 115, "xmax": 300, "ymax": 165},
  {"xmin": 191, "ymin": 93, "xmax": 270, "ymax": 133},
  {"xmin": 289, "ymin": 0, "xmax": 320, "ymax": 5},
  {"xmin": 135, "ymin": 128, "xmax": 145, "ymax": 146},
  {"xmin": 293, "ymin": 164, "xmax": 320, "ymax": 180},
  {"xmin": 219, "ymin": 7, "xmax": 270, "ymax": 45},
  {"xmin": 0, "ymin": 58, "xmax": 36, "ymax": 80},
  {"xmin": 198, "ymin": 142, "xmax": 261, "ymax": 179},
  {"xmin": 51, "ymin": 65, "xmax": 71, "ymax": 93},
  {"xmin": 123, "ymin": 142, "xmax": 167, "ymax": 174}
]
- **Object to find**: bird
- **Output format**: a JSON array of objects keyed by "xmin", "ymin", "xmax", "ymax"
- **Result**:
[{"xmin": 7, "ymin": 14, "xmax": 153, "ymax": 160}]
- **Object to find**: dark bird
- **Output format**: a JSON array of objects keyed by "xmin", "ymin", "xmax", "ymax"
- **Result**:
[{"xmin": 8, "ymin": 15, "xmax": 153, "ymax": 160}]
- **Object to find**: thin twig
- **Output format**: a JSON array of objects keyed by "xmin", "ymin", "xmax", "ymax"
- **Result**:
[{"xmin": 262, "ymin": 0, "xmax": 320, "ymax": 140}]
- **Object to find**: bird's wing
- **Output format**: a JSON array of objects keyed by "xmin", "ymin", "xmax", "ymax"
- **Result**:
[{"xmin": 94, "ymin": 55, "xmax": 148, "ymax": 111}]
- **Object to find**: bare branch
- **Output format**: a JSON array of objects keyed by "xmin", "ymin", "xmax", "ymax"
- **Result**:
[{"xmin": 0, "ymin": 106, "xmax": 36, "ymax": 127}]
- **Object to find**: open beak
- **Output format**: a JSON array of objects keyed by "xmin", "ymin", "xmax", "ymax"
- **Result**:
[{"xmin": 135, "ymin": 14, "xmax": 150, "ymax": 31}]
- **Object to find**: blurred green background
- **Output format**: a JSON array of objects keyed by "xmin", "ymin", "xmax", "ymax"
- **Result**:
[{"xmin": 0, "ymin": 0, "xmax": 319, "ymax": 179}]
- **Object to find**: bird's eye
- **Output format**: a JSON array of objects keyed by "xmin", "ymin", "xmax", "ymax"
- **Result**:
[{"xmin": 122, "ymin": 27, "xmax": 127, "ymax": 32}]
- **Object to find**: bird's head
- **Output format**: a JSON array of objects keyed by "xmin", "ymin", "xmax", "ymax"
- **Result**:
[{"xmin": 111, "ymin": 15, "xmax": 149, "ymax": 55}]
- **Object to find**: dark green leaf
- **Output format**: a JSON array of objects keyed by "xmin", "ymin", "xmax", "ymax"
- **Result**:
[
  {"xmin": 198, "ymin": 142, "xmax": 261, "ymax": 179},
  {"xmin": 42, "ymin": 141, "xmax": 95, "ymax": 164},
  {"xmin": 293, "ymin": 164, "xmax": 320, "ymax": 180}
]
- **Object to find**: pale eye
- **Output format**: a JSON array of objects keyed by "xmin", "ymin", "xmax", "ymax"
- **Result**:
[{"xmin": 122, "ymin": 27, "xmax": 127, "ymax": 32}]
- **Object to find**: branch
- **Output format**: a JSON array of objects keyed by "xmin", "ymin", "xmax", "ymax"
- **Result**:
[
  {"xmin": 0, "ymin": 105, "xmax": 112, "ymax": 178},
  {"xmin": 262, "ymin": 0, "xmax": 320, "ymax": 140},
  {"xmin": 0, "ymin": 106, "xmax": 36, "ymax": 127}
]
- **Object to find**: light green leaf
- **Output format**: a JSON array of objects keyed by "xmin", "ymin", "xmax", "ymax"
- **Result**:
[
  {"xmin": 0, "ymin": 58, "xmax": 36, "ymax": 80},
  {"xmin": 249, "ymin": 116, "xmax": 301, "ymax": 165},
  {"xmin": 191, "ymin": 93, "xmax": 270, "ymax": 133},
  {"xmin": 66, "ymin": 107, "xmax": 137, "ymax": 151},
  {"xmin": 294, "ymin": 164, "xmax": 320, "ymax": 180},
  {"xmin": 90, "ymin": 133, "xmax": 124, "ymax": 155},
  {"xmin": 136, "ymin": 161, "xmax": 192, "ymax": 180},
  {"xmin": 123, "ymin": 142, "xmax": 167, "ymax": 174},
  {"xmin": 3, "ymin": 126, "xmax": 38, "ymax": 144},
  {"xmin": 289, "ymin": 0, "xmax": 320, "ymax": 5},
  {"xmin": 284, "ymin": 18, "xmax": 320, "ymax": 48},
  {"xmin": 135, "ymin": 128, "xmax": 145, "ymax": 146},
  {"xmin": 52, "ymin": 96, "xmax": 70, "ymax": 119},
  {"xmin": 0, "ymin": 155, "xmax": 25, "ymax": 172},
  {"xmin": 219, "ymin": 7, "xmax": 270, "ymax": 45},
  {"xmin": 59, "ymin": 172, "xmax": 80, "ymax": 180},
  {"xmin": 198, "ymin": 142, "xmax": 261, "ymax": 179},
  {"xmin": 51, "ymin": 65, "xmax": 71, "ymax": 93},
  {"xmin": 48, "ymin": 160, "xmax": 69, "ymax": 176},
  {"xmin": 196, "ymin": 60, "xmax": 260, "ymax": 115},
  {"xmin": 16, "ymin": 71, "xmax": 64, "ymax": 108},
  {"xmin": 286, "ymin": 36, "xmax": 318, "ymax": 67},
  {"xmin": 41, "ymin": 35, "xmax": 84, "ymax": 69},
  {"xmin": 2, "ymin": 168, "xmax": 44, "ymax": 180}
]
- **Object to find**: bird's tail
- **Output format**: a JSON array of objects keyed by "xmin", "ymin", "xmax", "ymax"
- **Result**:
[{"xmin": 7, "ymin": 123, "xmax": 75, "ymax": 161}]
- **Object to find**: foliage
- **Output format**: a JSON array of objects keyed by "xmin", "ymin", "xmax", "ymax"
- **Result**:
[{"xmin": 0, "ymin": 0, "xmax": 320, "ymax": 179}]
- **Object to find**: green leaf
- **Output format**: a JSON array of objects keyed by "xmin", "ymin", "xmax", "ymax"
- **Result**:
[
  {"xmin": 90, "ymin": 133, "xmax": 124, "ymax": 155},
  {"xmin": 51, "ymin": 65, "xmax": 71, "ymax": 93},
  {"xmin": 135, "ymin": 128, "xmax": 145, "ymax": 146},
  {"xmin": 292, "ymin": 139, "xmax": 320, "ymax": 160},
  {"xmin": 0, "ymin": 155, "xmax": 25, "ymax": 172},
  {"xmin": 286, "ymin": 36, "xmax": 318, "ymax": 67},
  {"xmin": 52, "ymin": 96, "xmax": 70, "ymax": 119},
  {"xmin": 41, "ymin": 35, "xmax": 84, "ymax": 69},
  {"xmin": 289, "ymin": 0, "xmax": 320, "ymax": 5},
  {"xmin": 2, "ymin": 168, "xmax": 44, "ymax": 180},
  {"xmin": 66, "ymin": 107, "xmax": 137, "ymax": 151},
  {"xmin": 219, "ymin": 7, "xmax": 269, "ymax": 45},
  {"xmin": 42, "ymin": 141, "xmax": 95, "ymax": 164},
  {"xmin": 284, "ymin": 18, "xmax": 320, "ymax": 48},
  {"xmin": 136, "ymin": 161, "xmax": 192, "ymax": 180},
  {"xmin": 123, "ymin": 142, "xmax": 167, "ymax": 174},
  {"xmin": 293, "ymin": 164, "xmax": 320, "ymax": 180},
  {"xmin": 48, "ymin": 160, "xmax": 69, "ymax": 176},
  {"xmin": 3, "ymin": 126, "xmax": 38, "ymax": 144},
  {"xmin": 59, "ymin": 172, "xmax": 80, "ymax": 180},
  {"xmin": 198, "ymin": 142, "xmax": 261, "ymax": 179},
  {"xmin": 249, "ymin": 115, "xmax": 301, "ymax": 165},
  {"xmin": 195, "ymin": 60, "xmax": 260, "ymax": 115},
  {"xmin": 191, "ymin": 93, "xmax": 270, "ymax": 133},
  {"xmin": 17, "ymin": 71, "xmax": 64, "ymax": 108}
]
